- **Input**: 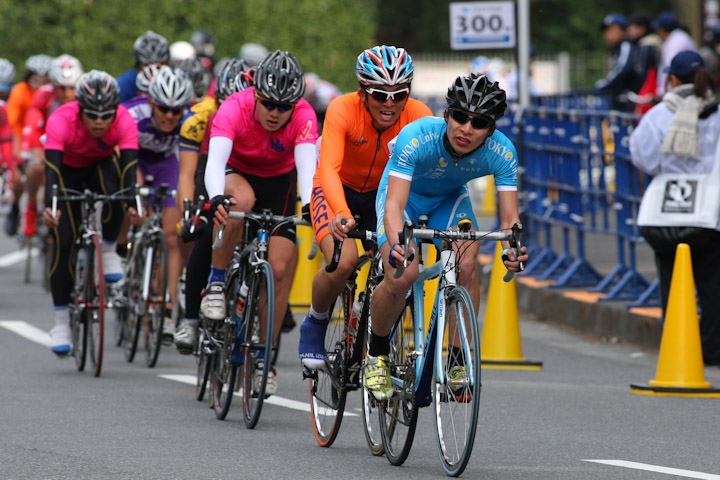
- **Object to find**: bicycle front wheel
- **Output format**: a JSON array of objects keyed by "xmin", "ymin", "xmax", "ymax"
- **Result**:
[
  {"xmin": 123, "ymin": 244, "xmax": 143, "ymax": 362},
  {"xmin": 241, "ymin": 262, "xmax": 274, "ymax": 429},
  {"xmin": 143, "ymin": 233, "xmax": 168, "ymax": 368},
  {"xmin": 212, "ymin": 279, "xmax": 239, "ymax": 419},
  {"xmin": 380, "ymin": 302, "xmax": 418, "ymax": 466},
  {"xmin": 433, "ymin": 285, "xmax": 481, "ymax": 477},
  {"xmin": 309, "ymin": 286, "xmax": 349, "ymax": 447},
  {"xmin": 87, "ymin": 235, "xmax": 105, "ymax": 377}
]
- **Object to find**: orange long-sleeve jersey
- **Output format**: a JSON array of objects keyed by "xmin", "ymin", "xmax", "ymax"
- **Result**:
[{"xmin": 315, "ymin": 91, "xmax": 433, "ymax": 217}]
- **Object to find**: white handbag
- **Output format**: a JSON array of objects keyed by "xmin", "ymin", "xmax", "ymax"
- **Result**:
[{"xmin": 637, "ymin": 139, "xmax": 720, "ymax": 229}]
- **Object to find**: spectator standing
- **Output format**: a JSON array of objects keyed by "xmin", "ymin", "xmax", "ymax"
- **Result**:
[
  {"xmin": 654, "ymin": 11, "xmax": 698, "ymax": 96},
  {"xmin": 628, "ymin": 12, "xmax": 662, "ymax": 113},
  {"xmin": 630, "ymin": 50, "xmax": 720, "ymax": 366},
  {"xmin": 595, "ymin": 13, "xmax": 641, "ymax": 112}
]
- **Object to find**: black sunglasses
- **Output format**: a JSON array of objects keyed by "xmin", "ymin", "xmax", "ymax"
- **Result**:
[
  {"xmin": 84, "ymin": 109, "xmax": 116, "ymax": 121},
  {"xmin": 365, "ymin": 87, "xmax": 410, "ymax": 103},
  {"xmin": 259, "ymin": 98, "xmax": 294, "ymax": 113},
  {"xmin": 448, "ymin": 108, "xmax": 494, "ymax": 130},
  {"xmin": 154, "ymin": 103, "xmax": 184, "ymax": 116}
]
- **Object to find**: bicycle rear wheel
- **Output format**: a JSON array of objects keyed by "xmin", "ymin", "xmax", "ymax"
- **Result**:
[
  {"xmin": 380, "ymin": 302, "xmax": 418, "ymax": 466},
  {"xmin": 71, "ymin": 246, "xmax": 88, "ymax": 371},
  {"xmin": 196, "ymin": 325, "xmax": 213, "ymax": 401},
  {"xmin": 241, "ymin": 262, "xmax": 274, "ymax": 429},
  {"xmin": 87, "ymin": 235, "xmax": 105, "ymax": 377},
  {"xmin": 360, "ymin": 279, "xmax": 385, "ymax": 456},
  {"xmin": 309, "ymin": 286, "xmax": 349, "ymax": 447},
  {"xmin": 123, "ymin": 246, "xmax": 142, "ymax": 362},
  {"xmin": 143, "ymin": 233, "xmax": 167, "ymax": 368},
  {"xmin": 213, "ymin": 279, "xmax": 239, "ymax": 419},
  {"xmin": 433, "ymin": 285, "xmax": 481, "ymax": 477}
]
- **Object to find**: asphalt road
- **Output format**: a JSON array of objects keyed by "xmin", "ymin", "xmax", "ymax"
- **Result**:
[{"xmin": 1, "ymin": 230, "xmax": 720, "ymax": 480}]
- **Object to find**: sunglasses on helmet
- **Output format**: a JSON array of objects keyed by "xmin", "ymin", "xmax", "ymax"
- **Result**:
[
  {"xmin": 365, "ymin": 87, "xmax": 410, "ymax": 103},
  {"xmin": 448, "ymin": 108, "xmax": 494, "ymax": 130},
  {"xmin": 83, "ymin": 109, "xmax": 116, "ymax": 121},
  {"xmin": 257, "ymin": 95, "xmax": 295, "ymax": 113}
]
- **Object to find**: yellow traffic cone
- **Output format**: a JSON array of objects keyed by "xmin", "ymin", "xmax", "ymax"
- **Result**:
[
  {"xmin": 480, "ymin": 176, "xmax": 496, "ymax": 216},
  {"xmin": 289, "ymin": 201, "xmax": 323, "ymax": 313},
  {"xmin": 481, "ymin": 243, "xmax": 542, "ymax": 370},
  {"xmin": 631, "ymin": 243, "xmax": 720, "ymax": 397}
]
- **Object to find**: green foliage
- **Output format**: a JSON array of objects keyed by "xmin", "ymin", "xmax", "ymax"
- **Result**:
[{"xmin": 0, "ymin": 0, "xmax": 377, "ymax": 92}]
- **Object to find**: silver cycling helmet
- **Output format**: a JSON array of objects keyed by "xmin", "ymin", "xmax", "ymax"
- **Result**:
[
  {"xmin": 133, "ymin": 30, "xmax": 170, "ymax": 66},
  {"xmin": 76, "ymin": 70, "xmax": 120, "ymax": 111},
  {"xmin": 239, "ymin": 43, "xmax": 268, "ymax": 67},
  {"xmin": 25, "ymin": 54, "xmax": 53, "ymax": 76},
  {"xmin": 49, "ymin": 54, "xmax": 84, "ymax": 88},
  {"xmin": 135, "ymin": 63, "xmax": 160, "ymax": 94},
  {"xmin": 0, "ymin": 59, "xmax": 16, "ymax": 91},
  {"xmin": 253, "ymin": 50, "xmax": 306, "ymax": 103},
  {"xmin": 177, "ymin": 58, "xmax": 212, "ymax": 99},
  {"xmin": 148, "ymin": 66, "xmax": 193, "ymax": 107}
]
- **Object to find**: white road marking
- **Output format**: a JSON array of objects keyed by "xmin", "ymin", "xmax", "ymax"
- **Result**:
[
  {"xmin": 0, "ymin": 320, "xmax": 50, "ymax": 347},
  {"xmin": 159, "ymin": 373, "xmax": 358, "ymax": 416},
  {"xmin": 0, "ymin": 248, "xmax": 39, "ymax": 268},
  {"xmin": 584, "ymin": 460, "xmax": 720, "ymax": 479}
]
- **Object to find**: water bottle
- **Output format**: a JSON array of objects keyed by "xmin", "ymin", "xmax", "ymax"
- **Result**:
[
  {"xmin": 349, "ymin": 292, "xmax": 364, "ymax": 341},
  {"xmin": 236, "ymin": 281, "xmax": 249, "ymax": 318}
]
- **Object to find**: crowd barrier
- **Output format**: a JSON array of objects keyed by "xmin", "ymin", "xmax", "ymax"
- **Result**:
[{"xmin": 502, "ymin": 99, "xmax": 660, "ymax": 308}]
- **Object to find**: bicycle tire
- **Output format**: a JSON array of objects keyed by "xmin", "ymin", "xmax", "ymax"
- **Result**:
[
  {"xmin": 143, "ymin": 233, "xmax": 168, "ymax": 368},
  {"xmin": 309, "ymin": 286, "xmax": 349, "ymax": 447},
  {"xmin": 87, "ymin": 234, "xmax": 105, "ymax": 377},
  {"xmin": 196, "ymin": 326, "xmax": 213, "ymax": 401},
  {"xmin": 380, "ymin": 301, "xmax": 419, "ymax": 466},
  {"xmin": 359, "ymin": 278, "xmax": 385, "ymax": 456},
  {"xmin": 123, "ymin": 242, "xmax": 143, "ymax": 362},
  {"xmin": 71, "ymin": 246, "xmax": 88, "ymax": 372},
  {"xmin": 433, "ymin": 285, "xmax": 481, "ymax": 477},
  {"xmin": 241, "ymin": 261, "xmax": 274, "ymax": 429},
  {"xmin": 212, "ymin": 276, "xmax": 240, "ymax": 419}
]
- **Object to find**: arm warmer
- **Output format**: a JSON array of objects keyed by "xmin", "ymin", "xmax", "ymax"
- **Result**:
[
  {"xmin": 204, "ymin": 136, "xmax": 233, "ymax": 199},
  {"xmin": 294, "ymin": 142, "xmax": 317, "ymax": 205},
  {"xmin": 44, "ymin": 149, "xmax": 63, "ymax": 208},
  {"xmin": 118, "ymin": 148, "xmax": 138, "ymax": 192}
]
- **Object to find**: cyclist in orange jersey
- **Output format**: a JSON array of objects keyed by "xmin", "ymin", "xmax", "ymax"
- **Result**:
[{"xmin": 298, "ymin": 45, "xmax": 432, "ymax": 370}]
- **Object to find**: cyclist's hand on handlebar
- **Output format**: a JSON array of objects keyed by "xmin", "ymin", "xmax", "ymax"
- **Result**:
[
  {"xmin": 387, "ymin": 242, "xmax": 415, "ymax": 269},
  {"xmin": 502, "ymin": 246, "xmax": 528, "ymax": 272},
  {"xmin": 126, "ymin": 206, "xmax": 145, "ymax": 226},
  {"xmin": 42, "ymin": 207, "xmax": 60, "ymax": 228},
  {"xmin": 301, "ymin": 203, "xmax": 312, "ymax": 224},
  {"xmin": 329, "ymin": 214, "xmax": 355, "ymax": 241},
  {"xmin": 209, "ymin": 194, "xmax": 235, "ymax": 228}
]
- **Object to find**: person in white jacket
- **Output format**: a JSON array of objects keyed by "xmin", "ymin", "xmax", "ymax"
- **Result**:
[{"xmin": 630, "ymin": 50, "xmax": 720, "ymax": 366}]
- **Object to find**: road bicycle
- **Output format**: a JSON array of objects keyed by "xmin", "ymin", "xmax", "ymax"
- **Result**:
[
  {"xmin": 50, "ymin": 184, "xmax": 137, "ymax": 377},
  {"xmin": 114, "ymin": 184, "xmax": 174, "ymax": 368},
  {"xmin": 378, "ymin": 219, "xmax": 524, "ymax": 477},
  {"xmin": 302, "ymin": 221, "xmax": 387, "ymax": 455},
  {"xmin": 206, "ymin": 206, "xmax": 309, "ymax": 428}
]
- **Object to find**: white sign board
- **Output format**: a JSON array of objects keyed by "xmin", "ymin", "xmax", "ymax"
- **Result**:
[{"xmin": 449, "ymin": 1, "xmax": 516, "ymax": 50}]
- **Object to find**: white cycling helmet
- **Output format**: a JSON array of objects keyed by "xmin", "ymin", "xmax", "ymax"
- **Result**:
[
  {"xmin": 0, "ymin": 59, "xmax": 16, "ymax": 91},
  {"xmin": 169, "ymin": 41, "xmax": 196, "ymax": 66},
  {"xmin": 25, "ymin": 54, "xmax": 53, "ymax": 76},
  {"xmin": 135, "ymin": 63, "xmax": 161, "ymax": 94},
  {"xmin": 49, "ymin": 54, "xmax": 84, "ymax": 88},
  {"xmin": 148, "ymin": 66, "xmax": 193, "ymax": 107},
  {"xmin": 239, "ymin": 43, "xmax": 269, "ymax": 67}
]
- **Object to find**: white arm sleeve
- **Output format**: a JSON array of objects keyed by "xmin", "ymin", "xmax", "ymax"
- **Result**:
[
  {"xmin": 204, "ymin": 136, "xmax": 234, "ymax": 199},
  {"xmin": 294, "ymin": 142, "xmax": 317, "ymax": 205}
]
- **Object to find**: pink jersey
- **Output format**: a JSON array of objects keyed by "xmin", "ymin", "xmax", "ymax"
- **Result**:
[
  {"xmin": 210, "ymin": 86, "xmax": 318, "ymax": 177},
  {"xmin": 44, "ymin": 101, "xmax": 139, "ymax": 168},
  {"xmin": 21, "ymin": 84, "xmax": 57, "ymax": 152}
]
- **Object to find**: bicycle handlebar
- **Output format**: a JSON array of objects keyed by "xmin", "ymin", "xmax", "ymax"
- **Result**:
[
  {"xmin": 325, "ymin": 219, "xmax": 376, "ymax": 273},
  {"xmin": 50, "ymin": 184, "xmax": 141, "ymax": 220},
  {"xmin": 212, "ymin": 204, "xmax": 311, "ymax": 251}
]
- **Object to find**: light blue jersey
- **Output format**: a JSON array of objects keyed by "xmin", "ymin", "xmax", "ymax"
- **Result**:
[{"xmin": 376, "ymin": 116, "xmax": 518, "ymax": 246}]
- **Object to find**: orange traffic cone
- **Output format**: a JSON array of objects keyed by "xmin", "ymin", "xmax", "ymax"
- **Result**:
[
  {"xmin": 481, "ymin": 243, "xmax": 542, "ymax": 370},
  {"xmin": 631, "ymin": 243, "xmax": 720, "ymax": 397}
]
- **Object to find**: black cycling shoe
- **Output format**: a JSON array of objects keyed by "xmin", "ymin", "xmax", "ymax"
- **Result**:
[
  {"xmin": 281, "ymin": 306, "xmax": 296, "ymax": 333},
  {"xmin": 4, "ymin": 203, "xmax": 19, "ymax": 237}
]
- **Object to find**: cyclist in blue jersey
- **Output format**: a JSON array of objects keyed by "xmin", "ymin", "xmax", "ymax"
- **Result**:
[
  {"xmin": 364, "ymin": 73, "xmax": 529, "ymax": 401},
  {"xmin": 118, "ymin": 31, "xmax": 170, "ymax": 103}
]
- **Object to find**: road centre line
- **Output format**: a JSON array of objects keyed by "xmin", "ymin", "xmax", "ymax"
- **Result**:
[
  {"xmin": 583, "ymin": 460, "xmax": 720, "ymax": 479},
  {"xmin": 160, "ymin": 374, "xmax": 358, "ymax": 417}
]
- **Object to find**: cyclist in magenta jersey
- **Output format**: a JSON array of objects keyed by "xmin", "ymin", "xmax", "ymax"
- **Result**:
[
  {"xmin": 364, "ymin": 74, "xmax": 528, "ymax": 401},
  {"xmin": 0, "ymin": 58, "xmax": 15, "ymax": 199},
  {"xmin": 173, "ymin": 61, "xmax": 252, "ymax": 353},
  {"xmin": 202, "ymin": 50, "xmax": 318, "ymax": 395},
  {"xmin": 123, "ymin": 65, "xmax": 194, "ymax": 343},
  {"xmin": 41, "ymin": 70, "xmax": 139, "ymax": 356},
  {"xmin": 20, "ymin": 54, "xmax": 83, "ymax": 238}
]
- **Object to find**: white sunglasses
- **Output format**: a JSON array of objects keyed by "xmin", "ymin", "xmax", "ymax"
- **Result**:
[{"xmin": 365, "ymin": 87, "xmax": 410, "ymax": 102}]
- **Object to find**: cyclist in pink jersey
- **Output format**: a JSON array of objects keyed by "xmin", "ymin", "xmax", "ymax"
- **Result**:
[
  {"xmin": 202, "ymin": 50, "xmax": 318, "ymax": 395},
  {"xmin": 41, "ymin": 70, "xmax": 139, "ymax": 355}
]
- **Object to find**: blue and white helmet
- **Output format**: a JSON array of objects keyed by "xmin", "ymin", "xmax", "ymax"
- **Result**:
[{"xmin": 355, "ymin": 45, "xmax": 414, "ymax": 86}]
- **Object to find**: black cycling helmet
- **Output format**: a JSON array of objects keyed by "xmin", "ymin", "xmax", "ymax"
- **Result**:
[
  {"xmin": 215, "ymin": 58, "xmax": 250, "ymax": 104},
  {"xmin": 445, "ymin": 73, "xmax": 507, "ymax": 121},
  {"xmin": 190, "ymin": 30, "xmax": 216, "ymax": 58},
  {"xmin": 76, "ymin": 70, "xmax": 120, "ymax": 111},
  {"xmin": 134, "ymin": 30, "xmax": 170, "ymax": 66},
  {"xmin": 177, "ymin": 57, "xmax": 212, "ymax": 99},
  {"xmin": 253, "ymin": 50, "xmax": 306, "ymax": 103}
]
